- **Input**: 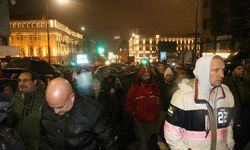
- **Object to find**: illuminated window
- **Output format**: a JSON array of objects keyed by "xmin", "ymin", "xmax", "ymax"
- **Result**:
[
  {"xmin": 20, "ymin": 35, "xmax": 23, "ymax": 41},
  {"xmin": 37, "ymin": 23, "xmax": 40, "ymax": 28},
  {"xmin": 29, "ymin": 35, "xmax": 32, "ymax": 41},
  {"xmin": 37, "ymin": 35, "xmax": 41, "ymax": 41},
  {"xmin": 20, "ymin": 48, "xmax": 25, "ymax": 56},
  {"xmin": 29, "ymin": 47, "xmax": 34, "ymax": 56},
  {"xmin": 13, "ymin": 23, "xmax": 16, "ymax": 28},
  {"xmin": 38, "ymin": 48, "xmax": 42, "ymax": 56},
  {"xmin": 23, "ymin": 23, "xmax": 27, "ymax": 28}
]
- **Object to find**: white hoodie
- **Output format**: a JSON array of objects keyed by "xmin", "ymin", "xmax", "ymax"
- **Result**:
[{"xmin": 164, "ymin": 55, "xmax": 235, "ymax": 150}]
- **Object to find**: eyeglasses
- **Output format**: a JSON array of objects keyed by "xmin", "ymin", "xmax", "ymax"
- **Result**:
[{"xmin": 18, "ymin": 78, "xmax": 33, "ymax": 83}]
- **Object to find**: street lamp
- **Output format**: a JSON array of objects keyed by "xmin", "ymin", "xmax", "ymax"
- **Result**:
[
  {"xmin": 46, "ymin": 0, "xmax": 69, "ymax": 64},
  {"xmin": 81, "ymin": 27, "xmax": 85, "ymax": 31},
  {"xmin": 81, "ymin": 26, "xmax": 86, "ymax": 53}
]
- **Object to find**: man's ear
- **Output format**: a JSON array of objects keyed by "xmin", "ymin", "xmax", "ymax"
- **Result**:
[{"xmin": 70, "ymin": 93, "xmax": 75, "ymax": 103}]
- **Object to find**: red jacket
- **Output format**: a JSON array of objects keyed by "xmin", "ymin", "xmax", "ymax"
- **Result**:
[{"xmin": 125, "ymin": 67, "xmax": 161, "ymax": 122}]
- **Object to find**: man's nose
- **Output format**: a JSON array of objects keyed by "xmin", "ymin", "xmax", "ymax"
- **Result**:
[
  {"xmin": 54, "ymin": 108, "xmax": 60, "ymax": 114},
  {"xmin": 219, "ymin": 70, "xmax": 224, "ymax": 78}
]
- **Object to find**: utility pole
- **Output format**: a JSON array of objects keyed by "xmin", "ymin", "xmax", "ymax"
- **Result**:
[
  {"xmin": 46, "ymin": 0, "xmax": 51, "ymax": 64},
  {"xmin": 192, "ymin": 0, "xmax": 198, "ymax": 65}
]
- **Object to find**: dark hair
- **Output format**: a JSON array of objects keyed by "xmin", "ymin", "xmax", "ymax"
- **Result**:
[
  {"xmin": 19, "ymin": 70, "xmax": 39, "ymax": 80},
  {"xmin": 0, "ymin": 84, "xmax": 14, "ymax": 93}
]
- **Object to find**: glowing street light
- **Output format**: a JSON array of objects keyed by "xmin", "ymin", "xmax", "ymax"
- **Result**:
[{"xmin": 57, "ymin": 0, "xmax": 68, "ymax": 3}]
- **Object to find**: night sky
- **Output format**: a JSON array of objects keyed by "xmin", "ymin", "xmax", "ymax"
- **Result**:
[{"xmin": 9, "ymin": 0, "xmax": 199, "ymax": 49}]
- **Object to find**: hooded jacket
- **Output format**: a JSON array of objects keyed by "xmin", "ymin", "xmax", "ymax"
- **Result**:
[
  {"xmin": 164, "ymin": 55, "xmax": 235, "ymax": 150},
  {"xmin": 125, "ymin": 67, "xmax": 161, "ymax": 122}
]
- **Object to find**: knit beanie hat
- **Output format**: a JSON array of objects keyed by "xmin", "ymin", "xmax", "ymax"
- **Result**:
[
  {"xmin": 228, "ymin": 61, "xmax": 243, "ymax": 75},
  {"xmin": 164, "ymin": 67, "xmax": 174, "ymax": 77}
]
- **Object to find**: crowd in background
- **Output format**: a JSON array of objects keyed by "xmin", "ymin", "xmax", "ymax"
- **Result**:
[{"xmin": 0, "ymin": 57, "xmax": 250, "ymax": 150}]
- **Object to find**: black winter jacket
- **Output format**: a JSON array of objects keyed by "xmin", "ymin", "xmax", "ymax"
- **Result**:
[{"xmin": 39, "ymin": 95, "xmax": 118, "ymax": 150}]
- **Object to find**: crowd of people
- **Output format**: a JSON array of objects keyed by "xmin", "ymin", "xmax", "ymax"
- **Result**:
[{"xmin": 0, "ymin": 54, "xmax": 250, "ymax": 150}]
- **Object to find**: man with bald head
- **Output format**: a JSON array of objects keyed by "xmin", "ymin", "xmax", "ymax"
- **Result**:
[{"xmin": 40, "ymin": 77, "xmax": 118, "ymax": 150}]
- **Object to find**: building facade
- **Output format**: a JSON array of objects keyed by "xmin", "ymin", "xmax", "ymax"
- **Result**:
[
  {"xmin": 201, "ymin": 0, "xmax": 250, "ymax": 54},
  {"xmin": 9, "ymin": 19, "xmax": 83, "ymax": 64},
  {"xmin": 129, "ymin": 34, "xmax": 200, "ymax": 65},
  {"xmin": 0, "ymin": 0, "xmax": 10, "ymax": 46}
]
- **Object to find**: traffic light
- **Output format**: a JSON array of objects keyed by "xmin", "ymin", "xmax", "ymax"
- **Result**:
[
  {"xmin": 95, "ymin": 43, "xmax": 107, "ymax": 62},
  {"xmin": 142, "ymin": 57, "xmax": 148, "ymax": 66},
  {"xmin": 97, "ymin": 46, "xmax": 105, "ymax": 54},
  {"xmin": 69, "ymin": 60, "xmax": 77, "ymax": 67},
  {"xmin": 96, "ymin": 43, "xmax": 106, "ymax": 55}
]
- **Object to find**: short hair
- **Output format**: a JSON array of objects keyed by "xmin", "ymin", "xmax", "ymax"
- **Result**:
[
  {"xmin": 0, "ymin": 83, "xmax": 14, "ymax": 93},
  {"xmin": 19, "ymin": 70, "xmax": 39, "ymax": 80},
  {"xmin": 212, "ymin": 55, "xmax": 224, "ymax": 61}
]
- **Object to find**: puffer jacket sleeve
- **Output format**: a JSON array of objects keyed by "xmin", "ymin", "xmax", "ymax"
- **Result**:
[
  {"xmin": 224, "ymin": 85, "xmax": 235, "ymax": 150},
  {"xmin": 227, "ymin": 120, "xmax": 235, "ymax": 150},
  {"xmin": 94, "ymin": 107, "xmax": 118, "ymax": 150},
  {"xmin": 164, "ymin": 91, "xmax": 189, "ymax": 150},
  {"xmin": 39, "ymin": 103, "xmax": 49, "ymax": 150}
]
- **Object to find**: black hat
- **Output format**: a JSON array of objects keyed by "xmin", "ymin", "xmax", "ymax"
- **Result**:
[
  {"xmin": 228, "ymin": 61, "xmax": 243, "ymax": 75},
  {"xmin": 0, "ymin": 94, "xmax": 14, "ymax": 123}
]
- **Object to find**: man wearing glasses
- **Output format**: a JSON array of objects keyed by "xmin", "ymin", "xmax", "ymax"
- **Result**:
[{"xmin": 14, "ymin": 70, "xmax": 45, "ymax": 150}]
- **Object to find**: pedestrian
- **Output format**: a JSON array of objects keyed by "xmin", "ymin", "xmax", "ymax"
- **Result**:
[
  {"xmin": 0, "ymin": 83, "xmax": 14, "ymax": 94},
  {"xmin": 164, "ymin": 55, "xmax": 235, "ymax": 150},
  {"xmin": 40, "ymin": 77, "xmax": 118, "ymax": 150},
  {"xmin": 125, "ymin": 66, "xmax": 161, "ymax": 150},
  {"xmin": 14, "ymin": 71, "xmax": 45, "ymax": 150},
  {"xmin": 223, "ymin": 62, "xmax": 250, "ymax": 150},
  {"xmin": 157, "ymin": 67, "xmax": 176, "ymax": 150},
  {"xmin": 0, "ymin": 93, "xmax": 25, "ymax": 150},
  {"xmin": 161, "ymin": 67, "xmax": 177, "ymax": 110},
  {"xmin": 154, "ymin": 63, "xmax": 166, "ymax": 88},
  {"xmin": 92, "ymin": 74, "xmax": 122, "ymax": 138},
  {"xmin": 173, "ymin": 64, "xmax": 186, "ymax": 84}
]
